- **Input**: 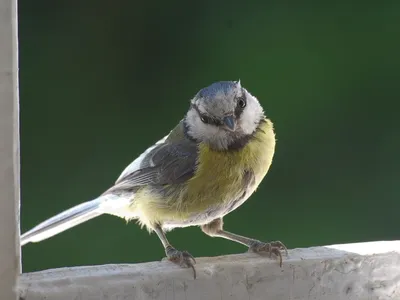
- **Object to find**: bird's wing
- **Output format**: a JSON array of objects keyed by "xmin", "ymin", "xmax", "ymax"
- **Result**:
[
  {"xmin": 107, "ymin": 121, "xmax": 198, "ymax": 194},
  {"xmin": 115, "ymin": 134, "xmax": 169, "ymax": 184}
]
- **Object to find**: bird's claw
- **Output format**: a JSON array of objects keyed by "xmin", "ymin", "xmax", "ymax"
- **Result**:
[
  {"xmin": 165, "ymin": 246, "xmax": 197, "ymax": 279},
  {"xmin": 248, "ymin": 240, "xmax": 288, "ymax": 267}
]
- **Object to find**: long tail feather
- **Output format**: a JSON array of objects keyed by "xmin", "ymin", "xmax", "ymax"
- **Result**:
[{"xmin": 21, "ymin": 198, "xmax": 104, "ymax": 246}]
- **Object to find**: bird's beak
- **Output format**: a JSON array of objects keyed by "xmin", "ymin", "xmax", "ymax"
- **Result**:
[{"xmin": 223, "ymin": 115, "xmax": 236, "ymax": 132}]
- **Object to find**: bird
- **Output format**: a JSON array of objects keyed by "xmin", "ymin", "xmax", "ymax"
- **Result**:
[{"xmin": 21, "ymin": 81, "xmax": 287, "ymax": 278}]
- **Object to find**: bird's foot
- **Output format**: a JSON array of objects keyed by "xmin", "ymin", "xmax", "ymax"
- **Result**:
[
  {"xmin": 165, "ymin": 245, "xmax": 197, "ymax": 279},
  {"xmin": 248, "ymin": 240, "xmax": 288, "ymax": 267}
]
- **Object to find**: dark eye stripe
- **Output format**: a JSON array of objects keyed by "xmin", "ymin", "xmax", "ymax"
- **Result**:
[
  {"xmin": 191, "ymin": 103, "xmax": 203, "ymax": 117},
  {"xmin": 191, "ymin": 103, "xmax": 221, "ymax": 126}
]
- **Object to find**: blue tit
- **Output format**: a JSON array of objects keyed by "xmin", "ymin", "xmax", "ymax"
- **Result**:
[{"xmin": 21, "ymin": 81, "xmax": 287, "ymax": 278}]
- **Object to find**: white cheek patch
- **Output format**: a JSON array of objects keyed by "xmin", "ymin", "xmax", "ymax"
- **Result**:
[
  {"xmin": 187, "ymin": 109, "xmax": 220, "ymax": 137},
  {"xmin": 186, "ymin": 109, "xmax": 231, "ymax": 149},
  {"xmin": 239, "ymin": 91, "xmax": 264, "ymax": 135}
]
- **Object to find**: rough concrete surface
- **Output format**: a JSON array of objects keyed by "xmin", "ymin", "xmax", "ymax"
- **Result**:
[{"xmin": 18, "ymin": 241, "xmax": 400, "ymax": 300}]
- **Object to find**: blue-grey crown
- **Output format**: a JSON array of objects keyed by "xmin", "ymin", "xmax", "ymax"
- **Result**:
[{"xmin": 196, "ymin": 81, "xmax": 238, "ymax": 100}]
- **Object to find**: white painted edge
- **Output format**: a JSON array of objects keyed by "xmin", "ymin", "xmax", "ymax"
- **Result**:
[
  {"xmin": 0, "ymin": 0, "xmax": 21, "ymax": 299},
  {"xmin": 17, "ymin": 241, "xmax": 400, "ymax": 300}
]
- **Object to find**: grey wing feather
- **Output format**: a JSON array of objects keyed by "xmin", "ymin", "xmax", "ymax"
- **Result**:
[
  {"xmin": 115, "ymin": 134, "xmax": 169, "ymax": 183},
  {"xmin": 107, "ymin": 137, "xmax": 198, "ymax": 194}
]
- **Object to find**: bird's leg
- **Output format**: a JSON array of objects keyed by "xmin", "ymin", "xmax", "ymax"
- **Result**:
[
  {"xmin": 154, "ymin": 224, "xmax": 197, "ymax": 278},
  {"xmin": 201, "ymin": 218, "xmax": 288, "ymax": 267}
]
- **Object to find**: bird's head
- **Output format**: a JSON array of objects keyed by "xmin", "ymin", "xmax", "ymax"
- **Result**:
[{"xmin": 184, "ymin": 81, "xmax": 265, "ymax": 150}]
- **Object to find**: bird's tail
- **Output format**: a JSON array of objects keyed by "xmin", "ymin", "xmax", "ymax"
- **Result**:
[{"xmin": 21, "ymin": 197, "xmax": 105, "ymax": 246}]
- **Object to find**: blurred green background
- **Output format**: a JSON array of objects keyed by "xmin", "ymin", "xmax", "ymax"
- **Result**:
[{"xmin": 20, "ymin": 1, "xmax": 400, "ymax": 272}]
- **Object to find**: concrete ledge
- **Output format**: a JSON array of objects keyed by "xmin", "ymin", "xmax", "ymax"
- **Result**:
[{"xmin": 18, "ymin": 241, "xmax": 400, "ymax": 300}]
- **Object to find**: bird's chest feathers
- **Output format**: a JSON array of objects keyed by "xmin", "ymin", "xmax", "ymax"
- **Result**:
[
  {"xmin": 129, "ymin": 120, "xmax": 275, "ymax": 229},
  {"xmin": 186, "ymin": 120, "xmax": 275, "ymax": 211}
]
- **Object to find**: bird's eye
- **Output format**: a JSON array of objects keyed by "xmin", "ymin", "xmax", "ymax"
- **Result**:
[
  {"xmin": 238, "ymin": 98, "xmax": 246, "ymax": 108},
  {"xmin": 200, "ymin": 115, "xmax": 209, "ymax": 124}
]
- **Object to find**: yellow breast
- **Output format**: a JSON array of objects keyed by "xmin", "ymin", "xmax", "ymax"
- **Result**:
[
  {"xmin": 129, "ymin": 119, "xmax": 276, "ymax": 230},
  {"xmin": 185, "ymin": 118, "xmax": 276, "ymax": 209}
]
